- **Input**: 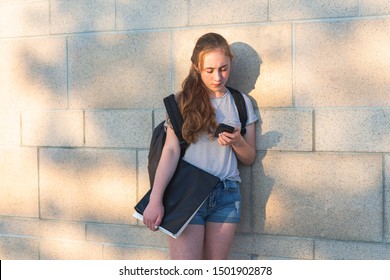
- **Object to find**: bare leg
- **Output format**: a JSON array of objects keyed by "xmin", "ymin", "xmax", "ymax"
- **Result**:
[
  {"xmin": 203, "ymin": 222, "xmax": 237, "ymax": 260},
  {"xmin": 169, "ymin": 224, "xmax": 205, "ymax": 260}
]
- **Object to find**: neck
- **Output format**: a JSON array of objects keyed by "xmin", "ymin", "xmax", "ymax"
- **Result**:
[{"xmin": 208, "ymin": 88, "xmax": 227, "ymax": 98}]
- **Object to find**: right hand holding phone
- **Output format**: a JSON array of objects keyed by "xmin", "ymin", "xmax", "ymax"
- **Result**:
[{"xmin": 216, "ymin": 123, "xmax": 242, "ymax": 147}]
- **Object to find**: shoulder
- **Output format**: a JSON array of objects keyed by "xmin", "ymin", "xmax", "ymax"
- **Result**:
[{"xmin": 227, "ymin": 87, "xmax": 254, "ymax": 107}]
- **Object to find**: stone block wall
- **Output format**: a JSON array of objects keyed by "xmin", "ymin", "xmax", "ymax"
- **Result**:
[{"xmin": 0, "ymin": 0, "xmax": 389, "ymax": 260}]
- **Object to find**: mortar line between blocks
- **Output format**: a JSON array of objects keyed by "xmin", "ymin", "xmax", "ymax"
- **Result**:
[
  {"xmin": 358, "ymin": 0, "xmax": 361, "ymax": 17},
  {"xmin": 83, "ymin": 110, "xmax": 86, "ymax": 146},
  {"xmin": 268, "ymin": 0, "xmax": 271, "ymax": 21},
  {"xmin": 66, "ymin": 37, "xmax": 70, "ymax": 109},
  {"xmin": 19, "ymin": 111, "xmax": 23, "ymax": 146},
  {"xmin": 382, "ymin": 154, "xmax": 386, "ymax": 243},
  {"xmin": 187, "ymin": 0, "xmax": 191, "ymax": 26},
  {"xmin": 291, "ymin": 22, "xmax": 295, "ymax": 107},
  {"xmin": 37, "ymin": 147, "xmax": 41, "ymax": 220},
  {"xmin": 312, "ymin": 110, "xmax": 316, "ymax": 152},
  {"xmin": 48, "ymin": 0, "xmax": 52, "ymax": 35},
  {"xmin": 114, "ymin": 0, "xmax": 117, "ymax": 30},
  {"xmin": 170, "ymin": 30, "xmax": 174, "ymax": 95},
  {"xmin": 136, "ymin": 149, "xmax": 140, "ymax": 202}
]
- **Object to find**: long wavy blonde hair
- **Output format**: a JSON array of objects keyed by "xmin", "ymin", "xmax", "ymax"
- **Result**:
[{"xmin": 177, "ymin": 33, "xmax": 233, "ymax": 143}]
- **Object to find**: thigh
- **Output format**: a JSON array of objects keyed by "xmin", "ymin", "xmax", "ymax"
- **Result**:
[
  {"xmin": 169, "ymin": 224, "xmax": 205, "ymax": 260},
  {"xmin": 203, "ymin": 222, "xmax": 237, "ymax": 260}
]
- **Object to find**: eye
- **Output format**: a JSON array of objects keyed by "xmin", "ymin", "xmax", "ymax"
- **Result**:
[{"xmin": 220, "ymin": 66, "xmax": 228, "ymax": 72}]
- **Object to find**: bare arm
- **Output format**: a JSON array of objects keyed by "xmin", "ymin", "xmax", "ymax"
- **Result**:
[
  {"xmin": 142, "ymin": 125, "xmax": 181, "ymax": 231},
  {"xmin": 218, "ymin": 122, "xmax": 256, "ymax": 165}
]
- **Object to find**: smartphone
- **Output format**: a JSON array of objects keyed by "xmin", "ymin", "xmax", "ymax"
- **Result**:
[{"xmin": 214, "ymin": 123, "xmax": 235, "ymax": 138}]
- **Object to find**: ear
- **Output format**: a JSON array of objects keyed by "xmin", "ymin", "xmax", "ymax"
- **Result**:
[{"xmin": 193, "ymin": 64, "xmax": 200, "ymax": 72}]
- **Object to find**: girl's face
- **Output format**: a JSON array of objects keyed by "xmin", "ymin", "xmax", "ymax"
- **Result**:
[{"xmin": 199, "ymin": 50, "xmax": 231, "ymax": 97}]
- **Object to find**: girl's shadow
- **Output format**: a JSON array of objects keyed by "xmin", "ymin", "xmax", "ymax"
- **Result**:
[{"xmin": 228, "ymin": 42, "xmax": 280, "ymax": 232}]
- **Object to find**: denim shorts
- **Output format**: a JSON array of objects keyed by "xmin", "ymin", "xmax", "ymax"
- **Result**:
[{"xmin": 189, "ymin": 180, "xmax": 241, "ymax": 225}]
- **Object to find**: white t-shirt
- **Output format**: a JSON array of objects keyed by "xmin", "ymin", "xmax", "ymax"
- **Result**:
[{"xmin": 181, "ymin": 89, "xmax": 258, "ymax": 182}]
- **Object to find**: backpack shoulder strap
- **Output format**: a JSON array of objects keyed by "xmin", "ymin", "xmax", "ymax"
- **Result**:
[
  {"xmin": 227, "ymin": 86, "xmax": 248, "ymax": 135},
  {"xmin": 163, "ymin": 94, "xmax": 188, "ymax": 158}
]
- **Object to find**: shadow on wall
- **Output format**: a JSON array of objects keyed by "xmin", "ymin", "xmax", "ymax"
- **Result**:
[
  {"xmin": 227, "ymin": 42, "xmax": 281, "ymax": 233},
  {"xmin": 0, "ymin": 2, "xmax": 145, "ymax": 260},
  {"xmin": 3, "ymin": 0, "xmax": 389, "ymax": 260},
  {"xmin": 228, "ymin": 42, "xmax": 262, "ymax": 96}
]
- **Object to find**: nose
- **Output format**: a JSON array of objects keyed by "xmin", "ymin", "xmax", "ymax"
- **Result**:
[{"xmin": 214, "ymin": 70, "xmax": 222, "ymax": 81}]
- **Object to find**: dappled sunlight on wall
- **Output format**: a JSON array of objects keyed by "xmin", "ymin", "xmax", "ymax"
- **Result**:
[
  {"xmin": 0, "ymin": 1, "xmax": 49, "ymax": 37},
  {"xmin": 22, "ymin": 110, "xmax": 84, "ymax": 147},
  {"xmin": 0, "ymin": 148, "xmax": 38, "ymax": 217},
  {"xmin": 69, "ymin": 32, "xmax": 171, "ymax": 110},
  {"xmin": 39, "ymin": 148, "xmax": 137, "ymax": 225},
  {"xmin": 1, "ymin": 0, "xmax": 390, "ymax": 260},
  {"xmin": 0, "ymin": 37, "xmax": 67, "ymax": 110},
  {"xmin": 256, "ymin": 153, "xmax": 382, "ymax": 241},
  {"xmin": 49, "ymin": 0, "xmax": 115, "ymax": 34},
  {"xmin": 295, "ymin": 19, "xmax": 390, "ymax": 107}
]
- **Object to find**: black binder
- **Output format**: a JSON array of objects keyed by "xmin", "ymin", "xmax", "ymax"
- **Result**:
[{"xmin": 134, "ymin": 159, "xmax": 220, "ymax": 239}]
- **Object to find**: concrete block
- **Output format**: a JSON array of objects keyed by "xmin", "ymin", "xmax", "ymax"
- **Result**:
[
  {"xmin": 252, "ymin": 152, "xmax": 383, "ymax": 242},
  {"xmin": 0, "ymin": 218, "xmax": 38, "ymax": 236},
  {"xmin": 295, "ymin": 19, "xmax": 390, "ymax": 107},
  {"xmin": 103, "ymin": 244, "xmax": 169, "ymax": 260},
  {"xmin": 233, "ymin": 234, "xmax": 314, "ymax": 259},
  {"xmin": 315, "ymin": 240, "xmax": 390, "ymax": 260},
  {"xmin": 86, "ymin": 224, "xmax": 168, "ymax": 248},
  {"xmin": 0, "ymin": 37, "xmax": 67, "ymax": 110},
  {"xmin": 360, "ymin": 0, "xmax": 390, "ymax": 16},
  {"xmin": 0, "ymin": 218, "xmax": 85, "ymax": 241},
  {"xmin": 40, "ymin": 148, "xmax": 137, "ymax": 224},
  {"xmin": 189, "ymin": 0, "xmax": 268, "ymax": 25},
  {"xmin": 385, "ymin": 155, "xmax": 390, "ymax": 243},
  {"xmin": 22, "ymin": 110, "xmax": 84, "ymax": 147},
  {"xmin": 116, "ymin": 0, "xmax": 187, "ymax": 29},
  {"xmin": 270, "ymin": 0, "xmax": 358, "ymax": 21},
  {"xmin": 0, "ymin": 236, "xmax": 39, "ymax": 260},
  {"xmin": 173, "ymin": 25, "xmax": 292, "ymax": 107},
  {"xmin": 50, "ymin": 0, "xmax": 115, "ymax": 34},
  {"xmin": 0, "ymin": 148, "xmax": 38, "ymax": 217},
  {"xmin": 154, "ymin": 109, "xmax": 166, "ymax": 128},
  {"xmin": 0, "ymin": 1, "xmax": 49, "ymax": 37},
  {"xmin": 316, "ymin": 109, "xmax": 390, "ymax": 152},
  {"xmin": 229, "ymin": 252, "xmax": 252, "ymax": 260},
  {"xmin": 40, "ymin": 239, "xmax": 102, "ymax": 260},
  {"xmin": 68, "ymin": 32, "xmax": 171, "ymax": 109},
  {"xmin": 258, "ymin": 109, "xmax": 313, "ymax": 151},
  {"xmin": 39, "ymin": 220, "xmax": 86, "ymax": 240},
  {"xmin": 0, "ymin": 111, "xmax": 20, "ymax": 146},
  {"xmin": 85, "ymin": 110, "xmax": 152, "ymax": 148},
  {"xmin": 237, "ymin": 164, "xmax": 252, "ymax": 233}
]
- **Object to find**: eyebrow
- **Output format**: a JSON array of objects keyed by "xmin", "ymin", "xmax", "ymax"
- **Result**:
[{"xmin": 204, "ymin": 64, "xmax": 229, "ymax": 70}]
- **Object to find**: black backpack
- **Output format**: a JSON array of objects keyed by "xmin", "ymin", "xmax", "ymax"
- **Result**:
[{"xmin": 147, "ymin": 87, "xmax": 248, "ymax": 187}]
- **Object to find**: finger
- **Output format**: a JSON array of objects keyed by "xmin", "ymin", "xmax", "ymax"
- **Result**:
[
  {"xmin": 144, "ymin": 219, "xmax": 154, "ymax": 231},
  {"xmin": 218, "ymin": 136, "xmax": 227, "ymax": 146},
  {"xmin": 149, "ymin": 218, "xmax": 160, "ymax": 231},
  {"xmin": 149, "ymin": 223, "xmax": 156, "ymax": 231},
  {"xmin": 221, "ymin": 133, "xmax": 232, "ymax": 144},
  {"xmin": 155, "ymin": 215, "xmax": 163, "ymax": 228}
]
